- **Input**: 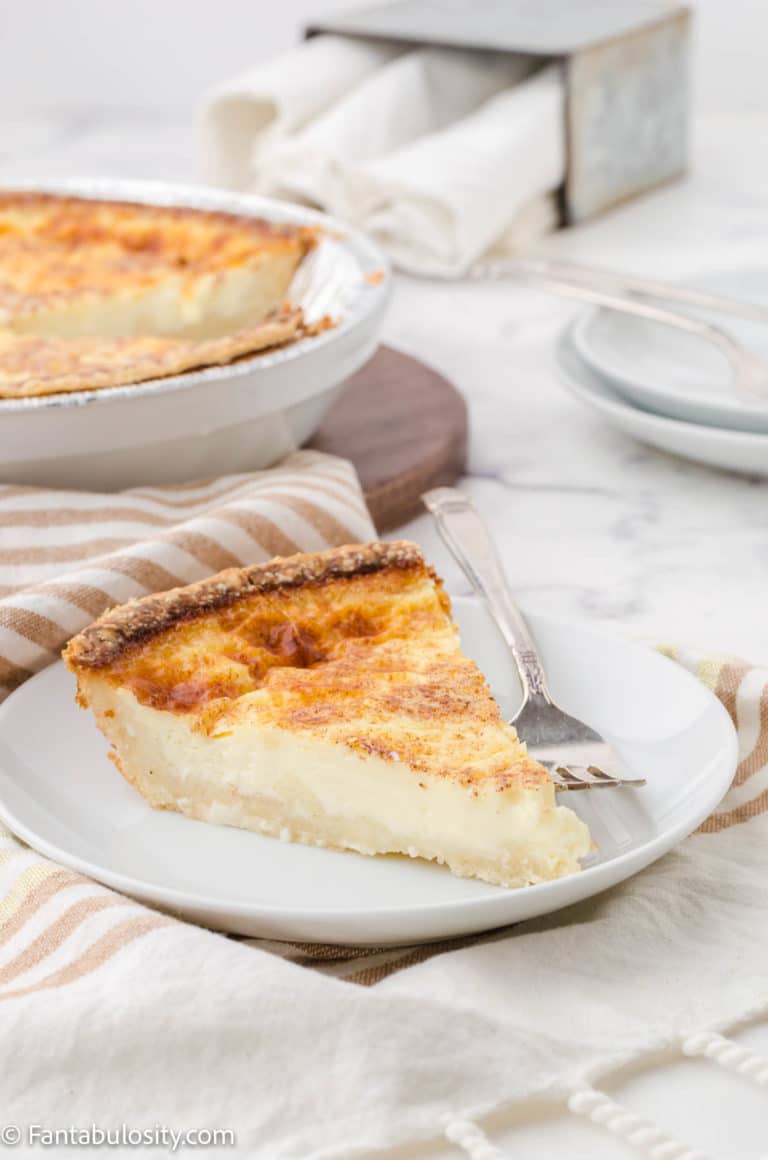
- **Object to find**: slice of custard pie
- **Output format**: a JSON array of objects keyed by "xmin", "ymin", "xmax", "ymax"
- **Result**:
[
  {"xmin": 64, "ymin": 542, "xmax": 590, "ymax": 888},
  {"xmin": 0, "ymin": 192, "xmax": 315, "ymax": 397}
]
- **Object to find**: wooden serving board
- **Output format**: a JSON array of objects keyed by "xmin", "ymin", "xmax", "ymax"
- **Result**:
[{"xmin": 309, "ymin": 345, "xmax": 468, "ymax": 532}]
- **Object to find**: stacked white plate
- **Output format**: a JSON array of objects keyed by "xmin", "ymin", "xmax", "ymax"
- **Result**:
[{"xmin": 557, "ymin": 271, "xmax": 768, "ymax": 476}]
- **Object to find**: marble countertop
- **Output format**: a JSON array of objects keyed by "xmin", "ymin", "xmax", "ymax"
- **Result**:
[
  {"xmin": 3, "ymin": 108, "xmax": 768, "ymax": 1159},
  {"xmin": 393, "ymin": 114, "xmax": 768, "ymax": 666}
]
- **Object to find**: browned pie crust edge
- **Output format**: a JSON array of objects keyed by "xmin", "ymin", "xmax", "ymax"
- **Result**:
[
  {"xmin": 2, "ymin": 309, "xmax": 305, "ymax": 399},
  {"xmin": 64, "ymin": 540, "xmax": 427, "ymax": 671},
  {"xmin": 0, "ymin": 190, "xmax": 316, "ymax": 245}
]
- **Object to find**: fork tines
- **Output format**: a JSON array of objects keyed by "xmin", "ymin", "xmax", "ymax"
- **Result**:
[{"xmin": 544, "ymin": 763, "xmax": 647, "ymax": 791}]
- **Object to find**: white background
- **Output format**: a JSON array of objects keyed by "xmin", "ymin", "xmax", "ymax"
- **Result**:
[{"xmin": 1, "ymin": 0, "xmax": 767, "ymax": 117}]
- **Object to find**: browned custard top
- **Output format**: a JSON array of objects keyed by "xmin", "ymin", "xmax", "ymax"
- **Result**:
[{"xmin": 65, "ymin": 541, "xmax": 549, "ymax": 790}]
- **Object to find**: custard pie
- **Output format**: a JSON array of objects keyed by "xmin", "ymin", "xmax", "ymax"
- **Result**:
[
  {"xmin": 64, "ymin": 542, "xmax": 591, "ymax": 888},
  {"xmin": 0, "ymin": 192, "xmax": 315, "ymax": 397}
]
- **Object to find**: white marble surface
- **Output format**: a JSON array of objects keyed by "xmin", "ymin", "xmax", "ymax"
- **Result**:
[
  {"xmin": 3, "ymin": 102, "xmax": 768, "ymax": 1159},
  {"xmin": 393, "ymin": 114, "xmax": 768, "ymax": 668}
]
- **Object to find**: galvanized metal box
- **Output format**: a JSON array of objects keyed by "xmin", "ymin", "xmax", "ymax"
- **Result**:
[{"xmin": 306, "ymin": 0, "xmax": 691, "ymax": 224}]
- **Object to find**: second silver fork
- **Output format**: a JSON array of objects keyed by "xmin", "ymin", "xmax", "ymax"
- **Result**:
[{"xmin": 422, "ymin": 487, "xmax": 646, "ymax": 792}]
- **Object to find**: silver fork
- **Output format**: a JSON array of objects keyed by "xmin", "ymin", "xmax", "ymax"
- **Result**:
[
  {"xmin": 422, "ymin": 487, "xmax": 646, "ymax": 792},
  {"xmin": 470, "ymin": 255, "xmax": 768, "ymax": 400}
]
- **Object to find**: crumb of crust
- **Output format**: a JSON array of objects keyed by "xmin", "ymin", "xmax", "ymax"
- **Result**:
[
  {"xmin": 277, "ymin": 308, "xmax": 336, "ymax": 339},
  {"xmin": 365, "ymin": 270, "xmax": 385, "ymax": 285},
  {"xmin": 64, "ymin": 540, "xmax": 428, "ymax": 671},
  {"xmin": 301, "ymin": 314, "xmax": 337, "ymax": 338}
]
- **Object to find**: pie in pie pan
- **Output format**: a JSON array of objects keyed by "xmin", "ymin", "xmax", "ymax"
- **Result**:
[
  {"xmin": 0, "ymin": 181, "xmax": 389, "ymax": 490},
  {"xmin": 0, "ymin": 191, "xmax": 315, "ymax": 398}
]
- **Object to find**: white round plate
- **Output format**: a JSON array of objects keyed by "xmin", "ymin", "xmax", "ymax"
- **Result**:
[
  {"xmin": 560, "ymin": 330, "xmax": 768, "ymax": 476},
  {"xmin": 0, "ymin": 179, "xmax": 391, "ymax": 490},
  {"xmin": 571, "ymin": 270, "xmax": 768, "ymax": 432},
  {"xmin": 0, "ymin": 597, "xmax": 736, "ymax": 945}
]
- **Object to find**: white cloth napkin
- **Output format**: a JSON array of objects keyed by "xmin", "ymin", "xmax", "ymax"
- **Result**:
[{"xmin": 203, "ymin": 35, "xmax": 564, "ymax": 275}]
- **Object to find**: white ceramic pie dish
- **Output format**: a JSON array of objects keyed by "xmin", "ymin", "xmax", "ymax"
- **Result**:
[
  {"xmin": 0, "ymin": 178, "xmax": 391, "ymax": 491},
  {"xmin": 0, "ymin": 597, "xmax": 736, "ymax": 944}
]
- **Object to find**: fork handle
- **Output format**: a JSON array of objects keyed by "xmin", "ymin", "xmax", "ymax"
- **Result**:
[
  {"xmin": 422, "ymin": 487, "xmax": 553, "ymax": 705},
  {"xmin": 506, "ymin": 268, "xmax": 764, "ymax": 394},
  {"xmin": 505, "ymin": 256, "xmax": 768, "ymax": 325}
]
